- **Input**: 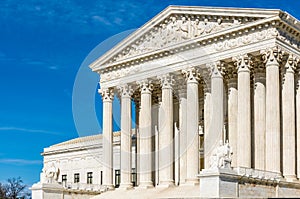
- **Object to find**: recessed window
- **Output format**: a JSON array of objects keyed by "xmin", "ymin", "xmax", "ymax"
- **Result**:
[
  {"xmin": 74, "ymin": 173, "xmax": 80, "ymax": 183},
  {"xmin": 115, "ymin": 170, "xmax": 120, "ymax": 188},
  {"xmin": 131, "ymin": 168, "xmax": 137, "ymax": 187},
  {"xmin": 62, "ymin": 175, "xmax": 67, "ymax": 186},
  {"xmin": 87, "ymin": 172, "xmax": 93, "ymax": 184},
  {"xmin": 100, "ymin": 171, "xmax": 103, "ymax": 185}
]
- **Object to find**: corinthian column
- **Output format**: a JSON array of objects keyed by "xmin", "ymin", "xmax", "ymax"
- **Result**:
[
  {"xmin": 206, "ymin": 62, "xmax": 224, "ymax": 166},
  {"xmin": 227, "ymin": 73, "xmax": 237, "ymax": 168},
  {"xmin": 182, "ymin": 68, "xmax": 199, "ymax": 185},
  {"xmin": 99, "ymin": 87, "xmax": 114, "ymax": 189},
  {"xmin": 253, "ymin": 69, "xmax": 266, "ymax": 170},
  {"xmin": 203, "ymin": 81, "xmax": 211, "ymax": 169},
  {"xmin": 178, "ymin": 88, "xmax": 187, "ymax": 184},
  {"xmin": 282, "ymin": 55, "xmax": 298, "ymax": 181},
  {"xmin": 118, "ymin": 85, "xmax": 133, "ymax": 189},
  {"xmin": 137, "ymin": 80, "xmax": 154, "ymax": 188},
  {"xmin": 157, "ymin": 74, "xmax": 174, "ymax": 186},
  {"xmin": 297, "ymin": 76, "xmax": 300, "ymax": 179},
  {"xmin": 234, "ymin": 54, "xmax": 252, "ymax": 168},
  {"xmin": 261, "ymin": 47, "xmax": 283, "ymax": 173}
]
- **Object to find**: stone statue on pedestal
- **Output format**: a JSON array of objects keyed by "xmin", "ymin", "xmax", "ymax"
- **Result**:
[
  {"xmin": 209, "ymin": 140, "xmax": 232, "ymax": 169},
  {"xmin": 43, "ymin": 163, "xmax": 59, "ymax": 183}
]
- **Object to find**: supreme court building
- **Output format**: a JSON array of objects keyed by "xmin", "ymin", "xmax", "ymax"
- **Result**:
[{"xmin": 32, "ymin": 6, "xmax": 300, "ymax": 198}]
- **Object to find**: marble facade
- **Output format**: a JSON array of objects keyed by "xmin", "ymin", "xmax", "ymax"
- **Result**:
[{"xmin": 33, "ymin": 5, "xmax": 300, "ymax": 198}]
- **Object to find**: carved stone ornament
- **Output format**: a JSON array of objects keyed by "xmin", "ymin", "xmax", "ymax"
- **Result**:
[
  {"xmin": 209, "ymin": 61, "xmax": 226, "ymax": 77},
  {"xmin": 261, "ymin": 46, "xmax": 284, "ymax": 65},
  {"xmin": 118, "ymin": 84, "xmax": 134, "ymax": 98},
  {"xmin": 137, "ymin": 80, "xmax": 153, "ymax": 94},
  {"xmin": 43, "ymin": 163, "xmax": 59, "ymax": 183},
  {"xmin": 285, "ymin": 54, "xmax": 299, "ymax": 73},
  {"xmin": 182, "ymin": 67, "xmax": 199, "ymax": 83},
  {"xmin": 233, "ymin": 54, "xmax": 253, "ymax": 72},
  {"xmin": 158, "ymin": 74, "xmax": 174, "ymax": 89},
  {"xmin": 209, "ymin": 140, "xmax": 233, "ymax": 169},
  {"xmin": 99, "ymin": 87, "xmax": 114, "ymax": 101},
  {"xmin": 114, "ymin": 16, "xmax": 245, "ymax": 62}
]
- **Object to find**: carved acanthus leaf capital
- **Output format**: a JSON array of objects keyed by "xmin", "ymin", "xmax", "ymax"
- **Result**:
[
  {"xmin": 157, "ymin": 74, "xmax": 174, "ymax": 89},
  {"xmin": 137, "ymin": 80, "xmax": 153, "ymax": 94},
  {"xmin": 261, "ymin": 46, "xmax": 284, "ymax": 66},
  {"xmin": 209, "ymin": 61, "xmax": 226, "ymax": 78},
  {"xmin": 285, "ymin": 54, "xmax": 299, "ymax": 73},
  {"xmin": 182, "ymin": 67, "xmax": 200, "ymax": 83},
  {"xmin": 233, "ymin": 54, "xmax": 253, "ymax": 72},
  {"xmin": 118, "ymin": 84, "xmax": 134, "ymax": 98},
  {"xmin": 98, "ymin": 87, "xmax": 114, "ymax": 102}
]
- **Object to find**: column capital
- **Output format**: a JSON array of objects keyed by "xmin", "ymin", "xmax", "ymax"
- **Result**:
[
  {"xmin": 137, "ymin": 80, "xmax": 153, "ymax": 94},
  {"xmin": 118, "ymin": 84, "xmax": 134, "ymax": 99},
  {"xmin": 98, "ymin": 87, "xmax": 114, "ymax": 102},
  {"xmin": 182, "ymin": 67, "xmax": 200, "ymax": 83},
  {"xmin": 158, "ymin": 74, "xmax": 174, "ymax": 89},
  {"xmin": 208, "ymin": 61, "xmax": 226, "ymax": 78},
  {"xmin": 233, "ymin": 54, "xmax": 253, "ymax": 72},
  {"xmin": 285, "ymin": 54, "xmax": 299, "ymax": 74},
  {"xmin": 261, "ymin": 46, "xmax": 284, "ymax": 66}
]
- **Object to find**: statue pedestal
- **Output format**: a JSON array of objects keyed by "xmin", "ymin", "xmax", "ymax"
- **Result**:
[
  {"xmin": 31, "ymin": 182, "xmax": 63, "ymax": 199},
  {"xmin": 198, "ymin": 168, "xmax": 239, "ymax": 198}
]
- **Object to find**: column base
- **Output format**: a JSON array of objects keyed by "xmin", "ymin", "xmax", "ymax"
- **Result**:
[
  {"xmin": 284, "ymin": 175, "xmax": 297, "ymax": 182},
  {"xmin": 157, "ymin": 180, "xmax": 175, "ymax": 188},
  {"xmin": 137, "ymin": 181, "xmax": 154, "ymax": 189},
  {"xmin": 102, "ymin": 184, "xmax": 115, "ymax": 191},
  {"xmin": 182, "ymin": 178, "xmax": 199, "ymax": 186},
  {"xmin": 119, "ymin": 183, "xmax": 133, "ymax": 190}
]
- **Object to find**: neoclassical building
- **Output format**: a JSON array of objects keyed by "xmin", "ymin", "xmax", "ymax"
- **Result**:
[{"xmin": 33, "ymin": 6, "xmax": 300, "ymax": 198}]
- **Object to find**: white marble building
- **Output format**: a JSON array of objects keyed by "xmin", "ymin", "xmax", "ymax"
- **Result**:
[{"xmin": 33, "ymin": 5, "xmax": 300, "ymax": 198}]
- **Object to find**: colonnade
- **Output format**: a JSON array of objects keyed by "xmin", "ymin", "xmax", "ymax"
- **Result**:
[{"xmin": 99, "ymin": 47, "xmax": 300, "ymax": 189}]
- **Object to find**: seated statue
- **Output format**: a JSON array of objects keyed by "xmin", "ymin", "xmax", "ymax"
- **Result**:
[
  {"xmin": 43, "ymin": 163, "xmax": 59, "ymax": 183},
  {"xmin": 209, "ymin": 140, "xmax": 232, "ymax": 169}
]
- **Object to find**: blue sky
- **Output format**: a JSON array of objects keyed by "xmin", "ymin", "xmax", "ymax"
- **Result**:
[{"xmin": 1, "ymin": 0, "xmax": 300, "ymax": 188}]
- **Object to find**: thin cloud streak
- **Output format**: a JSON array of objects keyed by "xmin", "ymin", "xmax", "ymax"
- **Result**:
[
  {"xmin": 0, "ymin": 126, "xmax": 60, "ymax": 135},
  {"xmin": 0, "ymin": 158, "xmax": 42, "ymax": 165}
]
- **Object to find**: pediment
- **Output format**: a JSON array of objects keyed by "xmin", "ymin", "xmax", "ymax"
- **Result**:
[{"xmin": 90, "ymin": 6, "xmax": 283, "ymax": 71}]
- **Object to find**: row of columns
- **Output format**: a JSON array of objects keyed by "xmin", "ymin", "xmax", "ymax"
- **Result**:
[{"xmin": 99, "ymin": 46, "xmax": 300, "ymax": 189}]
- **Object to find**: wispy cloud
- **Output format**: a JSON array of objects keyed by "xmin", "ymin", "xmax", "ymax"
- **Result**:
[
  {"xmin": 0, "ymin": 126, "xmax": 60, "ymax": 135},
  {"xmin": 0, "ymin": 158, "xmax": 42, "ymax": 165}
]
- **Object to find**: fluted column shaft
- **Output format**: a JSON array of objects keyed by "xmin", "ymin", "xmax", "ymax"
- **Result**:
[
  {"xmin": 254, "ymin": 72, "xmax": 266, "ymax": 170},
  {"xmin": 227, "ymin": 78, "xmax": 237, "ymax": 167},
  {"xmin": 263, "ymin": 47, "xmax": 282, "ymax": 173},
  {"xmin": 158, "ymin": 75, "xmax": 174, "ymax": 186},
  {"xmin": 183, "ymin": 68, "xmax": 199, "ymax": 185},
  {"xmin": 99, "ymin": 88, "xmax": 114, "ymax": 189},
  {"xmin": 207, "ymin": 63, "xmax": 224, "ymax": 166},
  {"xmin": 296, "ymin": 77, "xmax": 300, "ymax": 179},
  {"xmin": 138, "ymin": 80, "xmax": 154, "ymax": 188},
  {"xmin": 119, "ymin": 85, "xmax": 133, "ymax": 189},
  {"xmin": 179, "ymin": 89, "xmax": 187, "ymax": 183},
  {"xmin": 282, "ymin": 55, "xmax": 297, "ymax": 180},
  {"xmin": 203, "ymin": 86, "xmax": 211, "ymax": 169},
  {"xmin": 236, "ymin": 55, "xmax": 252, "ymax": 168}
]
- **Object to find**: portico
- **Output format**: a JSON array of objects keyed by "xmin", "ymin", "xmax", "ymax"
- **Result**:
[{"xmin": 90, "ymin": 5, "xmax": 300, "ymax": 193}]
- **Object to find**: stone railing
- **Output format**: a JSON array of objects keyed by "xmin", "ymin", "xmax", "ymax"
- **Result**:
[
  {"xmin": 234, "ymin": 167, "xmax": 282, "ymax": 181},
  {"xmin": 63, "ymin": 183, "xmax": 104, "ymax": 192}
]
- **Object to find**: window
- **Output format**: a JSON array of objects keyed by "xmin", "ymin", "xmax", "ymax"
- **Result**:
[
  {"xmin": 115, "ymin": 170, "xmax": 120, "ymax": 188},
  {"xmin": 74, "ymin": 173, "xmax": 80, "ymax": 183},
  {"xmin": 62, "ymin": 175, "xmax": 67, "ymax": 186},
  {"xmin": 87, "ymin": 172, "xmax": 93, "ymax": 184},
  {"xmin": 100, "ymin": 171, "xmax": 103, "ymax": 185},
  {"xmin": 131, "ymin": 168, "xmax": 137, "ymax": 187}
]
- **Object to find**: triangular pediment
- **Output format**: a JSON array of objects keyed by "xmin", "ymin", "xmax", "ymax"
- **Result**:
[{"xmin": 90, "ymin": 6, "xmax": 283, "ymax": 71}]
